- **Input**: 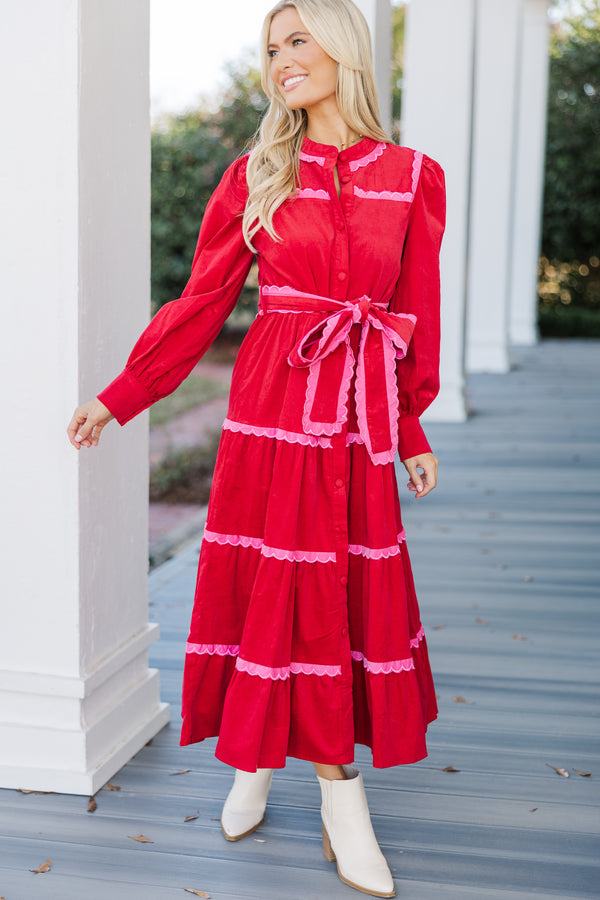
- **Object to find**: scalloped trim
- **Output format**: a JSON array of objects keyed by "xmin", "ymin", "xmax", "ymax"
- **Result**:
[
  {"xmin": 351, "ymin": 651, "xmax": 415, "ymax": 674},
  {"xmin": 295, "ymin": 187, "xmax": 330, "ymax": 199},
  {"xmin": 302, "ymin": 334, "xmax": 354, "ymax": 437},
  {"xmin": 411, "ymin": 150, "xmax": 424, "ymax": 194},
  {"xmin": 223, "ymin": 418, "xmax": 333, "ymax": 449},
  {"xmin": 203, "ymin": 529, "xmax": 336, "ymax": 564},
  {"xmin": 349, "ymin": 142, "xmax": 387, "ymax": 172},
  {"xmin": 346, "ymin": 432, "xmax": 365, "ymax": 445},
  {"xmin": 186, "ymin": 642, "xmax": 239, "ymax": 656},
  {"xmin": 410, "ymin": 625, "xmax": 425, "ymax": 649},
  {"xmin": 354, "ymin": 186, "xmax": 413, "ymax": 202},
  {"xmin": 348, "ymin": 529, "xmax": 407, "ymax": 559},
  {"xmin": 299, "ymin": 150, "xmax": 326, "ymax": 166},
  {"xmin": 236, "ymin": 657, "xmax": 342, "ymax": 679}
]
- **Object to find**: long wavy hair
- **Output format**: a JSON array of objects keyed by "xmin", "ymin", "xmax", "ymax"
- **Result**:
[{"xmin": 242, "ymin": 0, "xmax": 391, "ymax": 251}]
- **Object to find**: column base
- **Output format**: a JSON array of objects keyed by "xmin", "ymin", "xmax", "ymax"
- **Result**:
[{"xmin": 0, "ymin": 624, "xmax": 171, "ymax": 794}]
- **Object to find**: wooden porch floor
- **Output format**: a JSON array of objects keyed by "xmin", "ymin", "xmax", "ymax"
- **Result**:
[{"xmin": 1, "ymin": 340, "xmax": 599, "ymax": 899}]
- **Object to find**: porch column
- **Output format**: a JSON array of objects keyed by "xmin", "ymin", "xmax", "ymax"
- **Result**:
[
  {"xmin": 0, "ymin": 0, "xmax": 169, "ymax": 795},
  {"xmin": 509, "ymin": 0, "xmax": 551, "ymax": 345},
  {"xmin": 465, "ymin": 0, "xmax": 524, "ymax": 372},
  {"xmin": 401, "ymin": 0, "xmax": 472, "ymax": 421},
  {"xmin": 354, "ymin": 0, "xmax": 393, "ymax": 134}
]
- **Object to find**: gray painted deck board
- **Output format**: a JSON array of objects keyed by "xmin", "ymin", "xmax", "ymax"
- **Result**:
[{"xmin": 1, "ymin": 340, "xmax": 599, "ymax": 899}]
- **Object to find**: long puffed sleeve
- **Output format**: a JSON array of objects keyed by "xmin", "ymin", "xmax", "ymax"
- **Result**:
[
  {"xmin": 97, "ymin": 154, "xmax": 255, "ymax": 425},
  {"xmin": 391, "ymin": 154, "xmax": 446, "ymax": 461}
]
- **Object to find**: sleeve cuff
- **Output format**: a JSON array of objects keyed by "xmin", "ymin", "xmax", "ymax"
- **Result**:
[
  {"xmin": 397, "ymin": 415, "xmax": 432, "ymax": 461},
  {"xmin": 97, "ymin": 369, "xmax": 156, "ymax": 426}
]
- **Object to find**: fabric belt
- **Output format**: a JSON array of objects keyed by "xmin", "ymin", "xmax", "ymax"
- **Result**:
[{"xmin": 260, "ymin": 286, "xmax": 416, "ymax": 466}]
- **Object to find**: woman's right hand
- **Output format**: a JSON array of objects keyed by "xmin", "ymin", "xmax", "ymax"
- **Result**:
[{"xmin": 67, "ymin": 399, "xmax": 115, "ymax": 449}]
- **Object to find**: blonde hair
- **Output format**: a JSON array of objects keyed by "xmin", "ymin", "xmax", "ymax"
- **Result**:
[{"xmin": 242, "ymin": 0, "xmax": 391, "ymax": 251}]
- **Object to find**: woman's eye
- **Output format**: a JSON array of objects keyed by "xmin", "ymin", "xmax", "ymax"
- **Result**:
[
  {"xmin": 292, "ymin": 38, "xmax": 305, "ymax": 46},
  {"xmin": 268, "ymin": 49, "xmax": 278, "ymax": 58}
]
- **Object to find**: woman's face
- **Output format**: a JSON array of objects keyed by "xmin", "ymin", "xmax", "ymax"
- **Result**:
[{"xmin": 267, "ymin": 6, "xmax": 338, "ymax": 112}]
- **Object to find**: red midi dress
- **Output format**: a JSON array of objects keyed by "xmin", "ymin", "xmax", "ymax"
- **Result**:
[{"xmin": 98, "ymin": 136, "xmax": 446, "ymax": 773}]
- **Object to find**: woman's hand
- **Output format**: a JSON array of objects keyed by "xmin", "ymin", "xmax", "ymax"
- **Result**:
[
  {"xmin": 67, "ymin": 399, "xmax": 115, "ymax": 449},
  {"xmin": 402, "ymin": 452, "xmax": 438, "ymax": 498}
]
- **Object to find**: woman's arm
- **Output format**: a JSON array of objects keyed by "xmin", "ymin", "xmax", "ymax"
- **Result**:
[
  {"xmin": 391, "ymin": 153, "xmax": 446, "ymax": 495},
  {"xmin": 67, "ymin": 154, "xmax": 255, "ymax": 449}
]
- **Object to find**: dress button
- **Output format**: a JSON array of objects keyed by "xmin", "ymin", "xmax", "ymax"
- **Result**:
[
  {"xmin": 340, "ymin": 575, "xmax": 348, "ymax": 586},
  {"xmin": 337, "ymin": 271, "xmax": 347, "ymax": 281},
  {"xmin": 335, "ymin": 477, "xmax": 344, "ymax": 487},
  {"xmin": 337, "ymin": 220, "xmax": 346, "ymax": 230},
  {"xmin": 340, "ymin": 175, "xmax": 351, "ymax": 184},
  {"xmin": 341, "ymin": 626, "xmax": 348, "ymax": 638}
]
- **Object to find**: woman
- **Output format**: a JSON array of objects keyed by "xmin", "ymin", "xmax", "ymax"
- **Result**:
[{"xmin": 67, "ymin": 0, "xmax": 445, "ymax": 895}]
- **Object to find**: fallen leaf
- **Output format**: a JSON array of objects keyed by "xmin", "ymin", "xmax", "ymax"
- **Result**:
[
  {"xmin": 87, "ymin": 796, "xmax": 97, "ymax": 813},
  {"xmin": 17, "ymin": 789, "xmax": 52, "ymax": 794},
  {"xmin": 30, "ymin": 858, "xmax": 51, "ymax": 874},
  {"xmin": 184, "ymin": 812, "xmax": 199, "ymax": 822},
  {"xmin": 432, "ymin": 624, "xmax": 447, "ymax": 630},
  {"xmin": 435, "ymin": 692, "xmax": 440, "ymax": 699},
  {"xmin": 573, "ymin": 768, "xmax": 592, "ymax": 777},
  {"xmin": 184, "ymin": 891, "xmax": 210, "ymax": 898},
  {"xmin": 475, "ymin": 618, "xmax": 488, "ymax": 625},
  {"xmin": 512, "ymin": 633, "xmax": 528, "ymax": 640},
  {"xmin": 546, "ymin": 764, "xmax": 569, "ymax": 777},
  {"xmin": 529, "ymin": 808, "xmax": 538, "ymax": 813},
  {"xmin": 524, "ymin": 575, "xmax": 533, "ymax": 582},
  {"xmin": 129, "ymin": 834, "xmax": 153, "ymax": 843},
  {"xmin": 453, "ymin": 696, "xmax": 473, "ymax": 704},
  {"xmin": 108, "ymin": 783, "xmax": 121, "ymax": 791},
  {"xmin": 170, "ymin": 769, "xmax": 190, "ymax": 776},
  {"xmin": 439, "ymin": 766, "xmax": 460, "ymax": 773}
]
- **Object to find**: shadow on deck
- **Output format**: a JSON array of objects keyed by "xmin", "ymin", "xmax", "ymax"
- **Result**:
[{"xmin": 1, "ymin": 340, "xmax": 599, "ymax": 899}]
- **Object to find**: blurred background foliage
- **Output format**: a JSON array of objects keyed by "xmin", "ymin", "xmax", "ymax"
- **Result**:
[
  {"xmin": 151, "ymin": 1, "xmax": 600, "ymax": 337},
  {"xmin": 539, "ymin": 0, "xmax": 600, "ymax": 335}
]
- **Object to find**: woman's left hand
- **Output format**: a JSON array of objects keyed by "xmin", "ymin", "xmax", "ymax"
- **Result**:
[{"xmin": 402, "ymin": 452, "xmax": 438, "ymax": 498}]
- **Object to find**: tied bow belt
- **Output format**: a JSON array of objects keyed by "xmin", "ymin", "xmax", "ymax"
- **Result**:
[{"xmin": 260, "ymin": 286, "xmax": 416, "ymax": 466}]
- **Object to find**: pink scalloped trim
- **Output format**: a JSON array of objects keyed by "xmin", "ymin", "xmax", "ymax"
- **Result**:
[
  {"xmin": 291, "ymin": 661, "xmax": 342, "ymax": 676},
  {"xmin": 185, "ymin": 642, "xmax": 239, "ymax": 656},
  {"xmin": 351, "ymin": 651, "xmax": 415, "ymax": 674},
  {"xmin": 235, "ymin": 657, "xmax": 342, "ymax": 679},
  {"xmin": 354, "ymin": 322, "xmax": 398, "ymax": 466},
  {"xmin": 262, "ymin": 545, "xmax": 336, "ymax": 563},
  {"xmin": 346, "ymin": 432, "xmax": 365, "ymax": 445},
  {"xmin": 203, "ymin": 529, "xmax": 336, "ymax": 563},
  {"xmin": 410, "ymin": 625, "xmax": 425, "ymax": 648},
  {"xmin": 299, "ymin": 150, "xmax": 326, "ymax": 166},
  {"xmin": 223, "ymin": 418, "xmax": 333, "ymax": 449},
  {"xmin": 411, "ymin": 150, "xmax": 424, "ymax": 194},
  {"xmin": 348, "ymin": 530, "xmax": 407, "ymax": 559},
  {"xmin": 302, "ymin": 333, "xmax": 354, "ymax": 437},
  {"xmin": 353, "ymin": 186, "xmax": 413, "ymax": 202},
  {"xmin": 261, "ymin": 284, "xmax": 334, "ymax": 302},
  {"xmin": 349, "ymin": 142, "xmax": 386, "ymax": 172},
  {"xmin": 296, "ymin": 187, "xmax": 330, "ymax": 199}
]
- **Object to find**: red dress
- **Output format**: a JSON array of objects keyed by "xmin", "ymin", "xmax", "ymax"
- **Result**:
[{"xmin": 99, "ymin": 136, "xmax": 446, "ymax": 772}]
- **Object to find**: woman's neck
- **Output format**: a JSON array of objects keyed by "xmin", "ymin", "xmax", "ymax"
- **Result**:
[{"xmin": 304, "ymin": 103, "xmax": 363, "ymax": 152}]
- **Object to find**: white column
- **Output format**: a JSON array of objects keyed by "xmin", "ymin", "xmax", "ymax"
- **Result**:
[
  {"xmin": 0, "ymin": 0, "xmax": 169, "ymax": 795},
  {"xmin": 354, "ymin": 0, "xmax": 393, "ymax": 134},
  {"xmin": 509, "ymin": 0, "xmax": 550, "ymax": 345},
  {"xmin": 465, "ymin": 0, "xmax": 523, "ymax": 372},
  {"xmin": 401, "ymin": 0, "xmax": 472, "ymax": 421}
]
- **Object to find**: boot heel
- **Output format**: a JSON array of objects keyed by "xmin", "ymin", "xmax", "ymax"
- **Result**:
[{"xmin": 322, "ymin": 821, "xmax": 336, "ymax": 862}]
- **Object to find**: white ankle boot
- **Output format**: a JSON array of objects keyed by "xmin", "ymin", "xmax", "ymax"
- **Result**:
[
  {"xmin": 316, "ymin": 765, "xmax": 395, "ymax": 898},
  {"xmin": 220, "ymin": 767, "xmax": 274, "ymax": 841}
]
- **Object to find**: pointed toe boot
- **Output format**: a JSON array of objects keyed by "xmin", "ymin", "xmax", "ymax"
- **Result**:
[
  {"xmin": 220, "ymin": 767, "xmax": 274, "ymax": 841},
  {"xmin": 317, "ymin": 765, "xmax": 395, "ymax": 897}
]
